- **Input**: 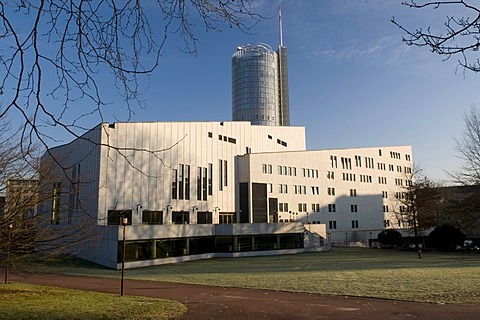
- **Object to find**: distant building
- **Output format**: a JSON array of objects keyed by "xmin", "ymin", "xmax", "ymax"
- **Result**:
[{"xmin": 4, "ymin": 179, "xmax": 38, "ymax": 224}]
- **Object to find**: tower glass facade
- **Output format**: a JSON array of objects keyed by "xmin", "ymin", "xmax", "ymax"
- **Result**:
[{"xmin": 232, "ymin": 44, "xmax": 279, "ymax": 126}]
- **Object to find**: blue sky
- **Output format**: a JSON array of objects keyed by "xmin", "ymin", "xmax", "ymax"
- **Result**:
[
  {"xmin": 128, "ymin": 0, "xmax": 478, "ymax": 183},
  {"xmin": 8, "ymin": 1, "xmax": 479, "ymax": 182}
]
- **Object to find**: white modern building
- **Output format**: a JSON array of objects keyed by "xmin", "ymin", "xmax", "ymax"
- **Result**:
[{"xmin": 40, "ymin": 121, "xmax": 413, "ymax": 269}]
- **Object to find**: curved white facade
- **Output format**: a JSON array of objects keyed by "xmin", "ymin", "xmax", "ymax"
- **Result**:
[{"xmin": 232, "ymin": 44, "xmax": 279, "ymax": 126}]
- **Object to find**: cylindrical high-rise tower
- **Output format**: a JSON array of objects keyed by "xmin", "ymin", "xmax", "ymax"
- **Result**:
[
  {"xmin": 231, "ymin": 8, "xmax": 290, "ymax": 126},
  {"xmin": 232, "ymin": 44, "xmax": 279, "ymax": 126}
]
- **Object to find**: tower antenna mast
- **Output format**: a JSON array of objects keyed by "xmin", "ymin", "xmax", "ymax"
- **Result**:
[{"xmin": 279, "ymin": 4, "xmax": 283, "ymax": 47}]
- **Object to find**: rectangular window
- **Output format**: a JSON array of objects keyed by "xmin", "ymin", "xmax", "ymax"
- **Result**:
[
  {"xmin": 202, "ymin": 167, "xmax": 207, "ymax": 201},
  {"xmin": 351, "ymin": 220, "xmax": 359, "ymax": 228},
  {"xmin": 51, "ymin": 182, "xmax": 61, "ymax": 225},
  {"xmin": 208, "ymin": 163, "xmax": 213, "ymax": 195},
  {"xmin": 184, "ymin": 165, "xmax": 190, "ymax": 200},
  {"xmin": 350, "ymin": 204, "xmax": 358, "ymax": 212},
  {"xmin": 177, "ymin": 165, "xmax": 183, "ymax": 200},
  {"xmin": 330, "ymin": 155, "xmax": 337, "ymax": 168},
  {"xmin": 219, "ymin": 159, "xmax": 223, "ymax": 191},
  {"xmin": 328, "ymin": 204, "xmax": 336, "ymax": 212},
  {"xmin": 224, "ymin": 160, "xmax": 228, "ymax": 187},
  {"xmin": 350, "ymin": 189, "xmax": 357, "ymax": 197},
  {"xmin": 171, "ymin": 169, "xmax": 178, "ymax": 199},
  {"xmin": 197, "ymin": 167, "xmax": 202, "ymax": 201},
  {"xmin": 329, "ymin": 220, "xmax": 337, "ymax": 229}
]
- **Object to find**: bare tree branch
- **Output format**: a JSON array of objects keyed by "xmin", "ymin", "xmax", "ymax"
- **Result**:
[{"xmin": 392, "ymin": 1, "xmax": 480, "ymax": 73}]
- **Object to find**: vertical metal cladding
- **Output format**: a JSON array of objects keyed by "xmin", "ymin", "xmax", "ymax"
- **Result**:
[
  {"xmin": 232, "ymin": 44, "xmax": 279, "ymax": 126},
  {"xmin": 277, "ymin": 45, "xmax": 290, "ymax": 126}
]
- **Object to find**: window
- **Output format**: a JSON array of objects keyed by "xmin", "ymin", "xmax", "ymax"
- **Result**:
[
  {"xmin": 341, "ymin": 157, "xmax": 352, "ymax": 170},
  {"xmin": 327, "ymin": 187, "xmax": 335, "ymax": 196},
  {"xmin": 351, "ymin": 220, "xmax": 359, "ymax": 228},
  {"xmin": 51, "ymin": 182, "xmax": 61, "ymax": 225},
  {"xmin": 208, "ymin": 132, "xmax": 213, "ymax": 138},
  {"xmin": 365, "ymin": 157, "xmax": 374, "ymax": 169},
  {"xmin": 184, "ymin": 165, "xmax": 190, "ymax": 200},
  {"xmin": 327, "ymin": 171, "xmax": 335, "ymax": 180},
  {"xmin": 171, "ymin": 169, "xmax": 178, "ymax": 199},
  {"xmin": 355, "ymin": 155, "xmax": 362, "ymax": 167},
  {"xmin": 329, "ymin": 220, "xmax": 337, "ymax": 229},
  {"xmin": 196, "ymin": 167, "xmax": 202, "ymax": 201},
  {"xmin": 350, "ymin": 204, "xmax": 358, "ymax": 213},
  {"xmin": 384, "ymin": 220, "xmax": 390, "ymax": 227},
  {"xmin": 382, "ymin": 191, "xmax": 388, "ymax": 199},
  {"xmin": 328, "ymin": 204, "xmax": 336, "ymax": 212},
  {"xmin": 350, "ymin": 189, "xmax": 357, "ymax": 197},
  {"xmin": 330, "ymin": 155, "xmax": 337, "ymax": 168},
  {"xmin": 378, "ymin": 176, "xmax": 387, "ymax": 184},
  {"xmin": 178, "ymin": 165, "xmax": 184, "ymax": 200},
  {"xmin": 268, "ymin": 164, "xmax": 272, "ymax": 174},
  {"xmin": 224, "ymin": 160, "xmax": 228, "ymax": 187},
  {"xmin": 107, "ymin": 210, "xmax": 132, "ymax": 225},
  {"xmin": 383, "ymin": 205, "xmax": 389, "ymax": 212},
  {"xmin": 202, "ymin": 167, "xmax": 207, "ymax": 200},
  {"xmin": 142, "ymin": 211, "xmax": 163, "ymax": 225},
  {"xmin": 208, "ymin": 163, "xmax": 213, "ymax": 195}
]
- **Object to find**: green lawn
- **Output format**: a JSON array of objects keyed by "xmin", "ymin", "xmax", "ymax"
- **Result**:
[
  {"xmin": 0, "ymin": 282, "xmax": 186, "ymax": 320},
  {"xmin": 31, "ymin": 248, "xmax": 480, "ymax": 304}
]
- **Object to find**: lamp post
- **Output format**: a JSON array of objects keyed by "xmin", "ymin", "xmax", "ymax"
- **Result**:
[
  {"xmin": 345, "ymin": 232, "xmax": 348, "ymax": 247},
  {"xmin": 120, "ymin": 217, "xmax": 128, "ymax": 296},
  {"xmin": 4, "ymin": 224, "xmax": 13, "ymax": 284}
]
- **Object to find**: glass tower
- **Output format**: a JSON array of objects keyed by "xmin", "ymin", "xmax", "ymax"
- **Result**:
[
  {"xmin": 231, "ymin": 9, "xmax": 290, "ymax": 126},
  {"xmin": 232, "ymin": 44, "xmax": 279, "ymax": 126}
]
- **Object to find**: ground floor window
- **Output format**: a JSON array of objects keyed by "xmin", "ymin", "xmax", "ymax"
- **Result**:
[{"xmin": 117, "ymin": 233, "xmax": 304, "ymax": 262}]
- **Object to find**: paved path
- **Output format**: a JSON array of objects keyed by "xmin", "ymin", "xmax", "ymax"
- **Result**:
[{"xmin": 9, "ymin": 273, "xmax": 480, "ymax": 319}]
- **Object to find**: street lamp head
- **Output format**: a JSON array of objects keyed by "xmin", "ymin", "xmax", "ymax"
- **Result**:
[
  {"xmin": 121, "ymin": 217, "xmax": 128, "ymax": 226},
  {"xmin": 8, "ymin": 224, "xmax": 13, "ymax": 229}
]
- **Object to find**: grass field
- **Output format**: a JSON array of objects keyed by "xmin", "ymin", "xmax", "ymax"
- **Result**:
[
  {"xmin": 0, "ymin": 282, "xmax": 186, "ymax": 320},
  {"xmin": 37, "ymin": 247, "xmax": 480, "ymax": 304}
]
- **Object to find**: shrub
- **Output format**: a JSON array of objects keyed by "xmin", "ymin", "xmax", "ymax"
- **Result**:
[
  {"xmin": 428, "ymin": 224, "xmax": 466, "ymax": 250},
  {"xmin": 378, "ymin": 229, "xmax": 402, "ymax": 248}
]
